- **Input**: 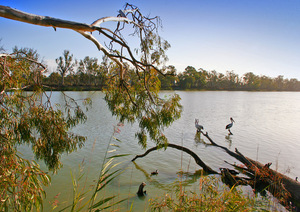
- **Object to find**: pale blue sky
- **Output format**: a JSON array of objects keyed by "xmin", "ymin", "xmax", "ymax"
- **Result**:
[{"xmin": 1, "ymin": 0, "xmax": 300, "ymax": 79}]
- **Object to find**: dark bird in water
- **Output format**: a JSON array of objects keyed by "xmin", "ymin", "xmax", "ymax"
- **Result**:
[
  {"xmin": 296, "ymin": 177, "xmax": 298, "ymax": 182},
  {"xmin": 226, "ymin": 117, "xmax": 235, "ymax": 135},
  {"xmin": 195, "ymin": 119, "xmax": 204, "ymax": 132},
  {"xmin": 151, "ymin": 170, "xmax": 158, "ymax": 175},
  {"xmin": 137, "ymin": 182, "xmax": 147, "ymax": 197}
]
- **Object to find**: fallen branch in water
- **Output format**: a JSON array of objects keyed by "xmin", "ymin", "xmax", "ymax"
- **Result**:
[
  {"xmin": 132, "ymin": 143, "xmax": 218, "ymax": 174},
  {"xmin": 200, "ymin": 131, "xmax": 300, "ymax": 211},
  {"xmin": 132, "ymin": 131, "xmax": 300, "ymax": 211}
]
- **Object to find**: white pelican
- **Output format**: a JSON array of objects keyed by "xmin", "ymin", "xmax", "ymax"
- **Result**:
[{"xmin": 195, "ymin": 119, "xmax": 204, "ymax": 132}]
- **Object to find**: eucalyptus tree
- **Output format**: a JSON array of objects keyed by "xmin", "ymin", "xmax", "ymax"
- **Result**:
[
  {"xmin": 55, "ymin": 50, "xmax": 76, "ymax": 85},
  {"xmin": 206, "ymin": 70, "xmax": 219, "ymax": 89},
  {"xmin": 44, "ymin": 72, "xmax": 61, "ymax": 86},
  {"xmin": 225, "ymin": 70, "xmax": 240, "ymax": 90},
  {"xmin": 243, "ymin": 72, "xmax": 260, "ymax": 90},
  {"xmin": 78, "ymin": 56, "xmax": 100, "ymax": 85},
  {"xmin": 158, "ymin": 65, "xmax": 178, "ymax": 90},
  {"xmin": 197, "ymin": 68, "xmax": 208, "ymax": 89},
  {"xmin": 1, "ymin": 4, "xmax": 182, "ymax": 148},
  {"xmin": 0, "ymin": 5, "xmax": 184, "ymax": 210},
  {"xmin": 274, "ymin": 75, "xmax": 284, "ymax": 91},
  {"xmin": 286, "ymin": 78, "xmax": 300, "ymax": 91}
]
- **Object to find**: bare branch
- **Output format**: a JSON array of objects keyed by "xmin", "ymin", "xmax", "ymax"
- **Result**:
[
  {"xmin": 91, "ymin": 16, "xmax": 135, "ymax": 27},
  {"xmin": 132, "ymin": 143, "xmax": 218, "ymax": 174},
  {"xmin": 0, "ymin": 6, "xmax": 132, "ymax": 32}
]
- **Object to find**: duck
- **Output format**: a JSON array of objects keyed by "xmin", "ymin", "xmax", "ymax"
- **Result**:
[
  {"xmin": 137, "ymin": 182, "xmax": 146, "ymax": 196},
  {"xmin": 151, "ymin": 170, "xmax": 158, "ymax": 175}
]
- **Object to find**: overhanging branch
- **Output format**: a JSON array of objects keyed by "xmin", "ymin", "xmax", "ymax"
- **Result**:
[{"xmin": 132, "ymin": 143, "xmax": 218, "ymax": 174}]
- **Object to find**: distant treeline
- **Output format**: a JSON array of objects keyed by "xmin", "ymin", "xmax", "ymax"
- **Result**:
[
  {"xmin": 43, "ymin": 63, "xmax": 300, "ymax": 91},
  {"xmin": 3, "ymin": 47, "xmax": 299, "ymax": 91}
]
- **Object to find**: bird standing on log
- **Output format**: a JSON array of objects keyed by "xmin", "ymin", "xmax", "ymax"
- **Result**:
[
  {"xmin": 226, "ymin": 117, "xmax": 235, "ymax": 135},
  {"xmin": 195, "ymin": 119, "xmax": 204, "ymax": 132}
]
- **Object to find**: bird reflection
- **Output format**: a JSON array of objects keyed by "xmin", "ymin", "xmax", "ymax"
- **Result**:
[
  {"xmin": 194, "ymin": 132, "xmax": 208, "ymax": 147},
  {"xmin": 225, "ymin": 134, "xmax": 232, "ymax": 148},
  {"xmin": 176, "ymin": 169, "xmax": 209, "ymax": 185}
]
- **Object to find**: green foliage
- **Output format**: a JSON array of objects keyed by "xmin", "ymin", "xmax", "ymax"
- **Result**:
[
  {"xmin": 158, "ymin": 65, "xmax": 178, "ymax": 90},
  {"xmin": 56, "ymin": 50, "xmax": 77, "ymax": 85},
  {"xmin": 1, "ymin": 46, "xmax": 89, "ymax": 210},
  {"xmin": 177, "ymin": 68, "xmax": 300, "ymax": 91},
  {"xmin": 0, "ymin": 151, "xmax": 50, "ymax": 211},
  {"xmin": 104, "ymin": 67, "xmax": 182, "ymax": 149},
  {"xmin": 149, "ymin": 176, "xmax": 271, "ymax": 211},
  {"xmin": 101, "ymin": 3, "xmax": 183, "ymax": 148},
  {"xmin": 1, "ymin": 47, "xmax": 88, "ymax": 171}
]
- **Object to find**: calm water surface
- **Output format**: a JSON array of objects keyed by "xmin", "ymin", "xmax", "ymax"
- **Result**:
[{"xmin": 18, "ymin": 91, "xmax": 300, "ymax": 211}]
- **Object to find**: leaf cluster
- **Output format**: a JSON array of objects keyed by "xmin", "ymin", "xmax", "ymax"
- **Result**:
[
  {"xmin": 104, "ymin": 66, "xmax": 182, "ymax": 149},
  {"xmin": 0, "ymin": 150, "xmax": 50, "ymax": 211}
]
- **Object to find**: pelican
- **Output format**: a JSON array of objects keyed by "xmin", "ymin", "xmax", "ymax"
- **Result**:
[
  {"xmin": 137, "ymin": 182, "xmax": 146, "ymax": 196},
  {"xmin": 195, "ymin": 119, "xmax": 204, "ymax": 132},
  {"xmin": 226, "ymin": 117, "xmax": 235, "ymax": 135}
]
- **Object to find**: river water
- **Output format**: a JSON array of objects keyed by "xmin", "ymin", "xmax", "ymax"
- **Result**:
[{"xmin": 18, "ymin": 91, "xmax": 300, "ymax": 211}]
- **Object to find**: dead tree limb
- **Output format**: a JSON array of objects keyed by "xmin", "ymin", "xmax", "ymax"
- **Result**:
[
  {"xmin": 0, "ymin": 5, "xmax": 167, "ymax": 80},
  {"xmin": 132, "ymin": 143, "xmax": 218, "ymax": 174},
  {"xmin": 201, "ymin": 131, "xmax": 300, "ymax": 211}
]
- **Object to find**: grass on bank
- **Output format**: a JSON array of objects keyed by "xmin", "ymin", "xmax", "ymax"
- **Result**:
[{"xmin": 149, "ymin": 176, "xmax": 274, "ymax": 212}]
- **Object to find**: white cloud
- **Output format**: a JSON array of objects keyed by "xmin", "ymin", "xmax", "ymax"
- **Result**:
[{"xmin": 44, "ymin": 59, "xmax": 56, "ymax": 76}]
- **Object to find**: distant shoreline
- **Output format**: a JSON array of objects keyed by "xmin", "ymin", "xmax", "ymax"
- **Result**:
[{"xmin": 35, "ymin": 85, "xmax": 300, "ymax": 92}]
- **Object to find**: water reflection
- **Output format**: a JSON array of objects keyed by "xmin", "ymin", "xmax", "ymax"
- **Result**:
[
  {"xmin": 133, "ymin": 161, "xmax": 171, "ymax": 191},
  {"xmin": 176, "ymin": 169, "xmax": 210, "ymax": 186},
  {"xmin": 194, "ymin": 132, "xmax": 208, "ymax": 147},
  {"xmin": 225, "ymin": 134, "xmax": 233, "ymax": 148}
]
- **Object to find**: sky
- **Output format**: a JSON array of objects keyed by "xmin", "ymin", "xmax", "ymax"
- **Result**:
[{"xmin": 1, "ymin": 0, "xmax": 300, "ymax": 79}]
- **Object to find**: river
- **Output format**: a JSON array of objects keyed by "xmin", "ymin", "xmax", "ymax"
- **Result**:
[{"xmin": 17, "ymin": 91, "xmax": 300, "ymax": 211}]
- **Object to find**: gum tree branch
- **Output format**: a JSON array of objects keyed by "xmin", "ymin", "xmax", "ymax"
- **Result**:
[{"xmin": 132, "ymin": 143, "xmax": 218, "ymax": 174}]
